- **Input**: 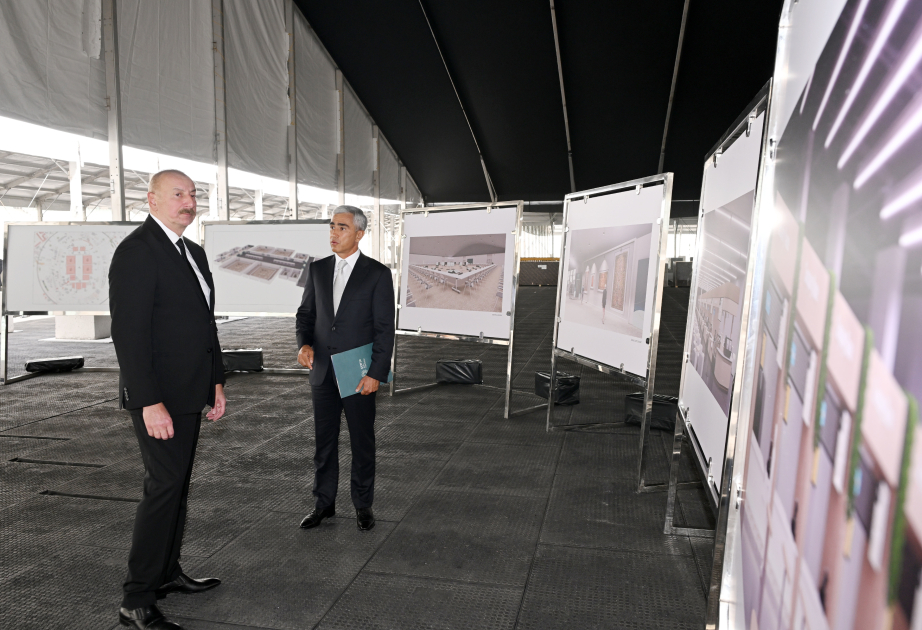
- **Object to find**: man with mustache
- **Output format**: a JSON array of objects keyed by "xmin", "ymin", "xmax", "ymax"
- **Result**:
[
  {"xmin": 109, "ymin": 170, "xmax": 226, "ymax": 630},
  {"xmin": 296, "ymin": 206, "xmax": 395, "ymax": 532}
]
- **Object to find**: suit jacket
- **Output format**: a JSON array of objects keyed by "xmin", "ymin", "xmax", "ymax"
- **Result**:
[
  {"xmin": 296, "ymin": 251, "xmax": 395, "ymax": 386},
  {"xmin": 109, "ymin": 216, "xmax": 225, "ymax": 414}
]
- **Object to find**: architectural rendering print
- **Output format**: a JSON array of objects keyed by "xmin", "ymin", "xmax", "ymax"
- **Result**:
[
  {"xmin": 214, "ymin": 245, "xmax": 316, "ymax": 287},
  {"xmin": 33, "ymin": 230, "xmax": 127, "ymax": 305},
  {"xmin": 405, "ymin": 233, "xmax": 506, "ymax": 313},
  {"xmin": 563, "ymin": 223, "xmax": 654, "ymax": 339},
  {"xmin": 688, "ymin": 190, "xmax": 753, "ymax": 416}
]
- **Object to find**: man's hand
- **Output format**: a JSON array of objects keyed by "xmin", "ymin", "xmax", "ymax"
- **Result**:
[
  {"xmin": 356, "ymin": 375, "xmax": 379, "ymax": 396},
  {"xmin": 297, "ymin": 345, "xmax": 314, "ymax": 369},
  {"xmin": 142, "ymin": 403, "xmax": 174, "ymax": 440},
  {"xmin": 207, "ymin": 384, "xmax": 226, "ymax": 421}
]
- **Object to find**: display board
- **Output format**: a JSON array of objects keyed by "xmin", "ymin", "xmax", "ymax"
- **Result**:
[
  {"xmin": 713, "ymin": 0, "xmax": 922, "ymax": 628},
  {"xmin": 2, "ymin": 222, "xmax": 141, "ymax": 313},
  {"xmin": 680, "ymin": 104, "xmax": 766, "ymax": 499},
  {"xmin": 203, "ymin": 220, "xmax": 330, "ymax": 314},
  {"xmin": 397, "ymin": 204, "xmax": 519, "ymax": 340},
  {"xmin": 555, "ymin": 183, "xmax": 668, "ymax": 377}
]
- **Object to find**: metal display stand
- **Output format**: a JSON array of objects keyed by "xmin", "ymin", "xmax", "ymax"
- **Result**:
[
  {"xmin": 1, "ymin": 221, "xmax": 141, "ymax": 386},
  {"xmin": 663, "ymin": 83, "xmax": 772, "ymax": 542},
  {"xmin": 389, "ymin": 202, "xmax": 528, "ymax": 419},
  {"xmin": 544, "ymin": 174, "xmax": 673, "ymax": 494}
]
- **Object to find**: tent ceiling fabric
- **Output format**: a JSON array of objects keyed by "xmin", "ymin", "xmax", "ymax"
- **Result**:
[{"xmin": 295, "ymin": 0, "xmax": 783, "ymax": 217}]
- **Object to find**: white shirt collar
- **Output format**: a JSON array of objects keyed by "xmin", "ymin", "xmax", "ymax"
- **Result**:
[
  {"xmin": 150, "ymin": 213, "xmax": 184, "ymax": 245},
  {"xmin": 335, "ymin": 248, "xmax": 361, "ymax": 268}
]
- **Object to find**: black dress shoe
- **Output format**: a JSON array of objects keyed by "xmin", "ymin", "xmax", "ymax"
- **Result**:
[
  {"xmin": 118, "ymin": 604, "xmax": 183, "ymax": 629},
  {"xmin": 299, "ymin": 504, "xmax": 336, "ymax": 529},
  {"xmin": 155, "ymin": 572, "xmax": 221, "ymax": 598},
  {"xmin": 356, "ymin": 507, "xmax": 375, "ymax": 531}
]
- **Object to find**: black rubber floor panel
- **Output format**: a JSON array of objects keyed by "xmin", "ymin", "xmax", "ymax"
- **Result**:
[
  {"xmin": 0, "ymin": 287, "xmax": 713, "ymax": 629},
  {"xmin": 516, "ymin": 544, "xmax": 705, "ymax": 630}
]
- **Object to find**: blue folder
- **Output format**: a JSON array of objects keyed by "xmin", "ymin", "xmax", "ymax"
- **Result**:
[{"xmin": 330, "ymin": 342, "xmax": 393, "ymax": 398}]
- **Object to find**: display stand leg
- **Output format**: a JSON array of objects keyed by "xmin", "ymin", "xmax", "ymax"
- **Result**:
[
  {"xmin": 544, "ymin": 350, "xmax": 559, "ymax": 430},
  {"xmin": 636, "ymin": 371, "xmax": 659, "ymax": 492},
  {"xmin": 663, "ymin": 407, "xmax": 715, "ymax": 538},
  {"xmin": 503, "ymin": 325, "xmax": 516, "ymax": 419},
  {"xmin": 389, "ymin": 333, "xmax": 439, "ymax": 396},
  {"xmin": 1, "ymin": 315, "xmax": 41, "ymax": 385},
  {"xmin": 1, "ymin": 314, "xmax": 8, "ymax": 385}
]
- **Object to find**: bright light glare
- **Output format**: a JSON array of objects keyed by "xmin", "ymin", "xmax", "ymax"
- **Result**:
[
  {"xmin": 0, "ymin": 115, "xmax": 353, "ymax": 208},
  {"xmin": 899, "ymin": 221, "xmax": 922, "ymax": 247},
  {"xmin": 882, "ymin": 180, "xmax": 922, "ymax": 219},
  {"xmin": 813, "ymin": 0, "xmax": 872, "ymax": 130},
  {"xmin": 855, "ymin": 92, "xmax": 922, "ymax": 188},
  {"xmin": 840, "ymin": 22, "xmax": 922, "ymax": 171},
  {"xmin": 825, "ymin": 0, "xmax": 909, "ymax": 148}
]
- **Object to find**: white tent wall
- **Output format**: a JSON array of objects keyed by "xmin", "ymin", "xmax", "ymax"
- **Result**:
[
  {"xmin": 344, "ymin": 85, "xmax": 375, "ymax": 200},
  {"xmin": 294, "ymin": 11, "xmax": 338, "ymax": 194},
  {"xmin": 225, "ymin": 0, "xmax": 289, "ymax": 181},
  {"xmin": 0, "ymin": 0, "xmax": 423, "ymax": 246},
  {"xmin": 406, "ymin": 176, "xmax": 422, "ymax": 207},
  {"xmin": 0, "ymin": 1, "xmax": 107, "ymax": 139},
  {"xmin": 380, "ymin": 140, "xmax": 400, "ymax": 204},
  {"xmin": 116, "ymin": 0, "xmax": 215, "ymax": 164}
]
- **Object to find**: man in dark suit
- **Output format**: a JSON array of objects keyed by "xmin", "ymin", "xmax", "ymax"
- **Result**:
[
  {"xmin": 296, "ymin": 206, "xmax": 395, "ymax": 532},
  {"xmin": 109, "ymin": 170, "xmax": 226, "ymax": 630}
]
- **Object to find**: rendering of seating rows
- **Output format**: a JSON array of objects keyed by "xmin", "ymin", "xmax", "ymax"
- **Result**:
[{"xmin": 405, "ymin": 263, "xmax": 505, "ymax": 312}]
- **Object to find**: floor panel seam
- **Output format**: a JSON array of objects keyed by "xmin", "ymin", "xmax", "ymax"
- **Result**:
[
  {"xmin": 309, "ymin": 389, "xmax": 507, "ymax": 630},
  {"xmin": 511, "ymin": 416, "xmax": 567, "ymax": 630}
]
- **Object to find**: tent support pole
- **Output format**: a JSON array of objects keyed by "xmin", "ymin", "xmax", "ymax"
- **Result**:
[
  {"xmin": 285, "ymin": 0, "xmax": 298, "ymax": 218},
  {"xmin": 549, "ymin": 1, "xmax": 576, "ymax": 193},
  {"xmin": 213, "ymin": 0, "xmax": 229, "ymax": 220},
  {"xmin": 102, "ymin": 0, "xmax": 125, "ymax": 221},
  {"xmin": 658, "ymin": 0, "xmax": 691, "ymax": 174}
]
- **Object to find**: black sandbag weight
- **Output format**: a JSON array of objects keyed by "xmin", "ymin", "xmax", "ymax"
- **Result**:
[
  {"xmin": 624, "ymin": 392, "xmax": 679, "ymax": 431},
  {"xmin": 534, "ymin": 371, "xmax": 580, "ymax": 405},
  {"xmin": 436, "ymin": 359, "xmax": 483, "ymax": 384}
]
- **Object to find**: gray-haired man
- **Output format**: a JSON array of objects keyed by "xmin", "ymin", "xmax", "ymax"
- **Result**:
[{"xmin": 295, "ymin": 206, "xmax": 395, "ymax": 531}]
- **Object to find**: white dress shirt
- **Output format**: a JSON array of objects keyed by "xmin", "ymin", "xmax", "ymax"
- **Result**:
[
  {"xmin": 333, "ymin": 248, "xmax": 361, "ymax": 289},
  {"xmin": 151, "ymin": 214, "xmax": 211, "ymax": 306}
]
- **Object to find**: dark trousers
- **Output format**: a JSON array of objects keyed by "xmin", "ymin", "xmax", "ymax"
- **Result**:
[
  {"xmin": 122, "ymin": 410, "xmax": 201, "ymax": 608},
  {"xmin": 311, "ymin": 369, "xmax": 376, "ymax": 510}
]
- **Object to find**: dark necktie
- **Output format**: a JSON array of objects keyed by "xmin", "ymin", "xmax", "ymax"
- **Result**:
[{"xmin": 177, "ymin": 238, "xmax": 208, "ymax": 308}]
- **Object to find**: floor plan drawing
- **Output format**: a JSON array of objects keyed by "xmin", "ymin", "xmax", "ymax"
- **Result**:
[{"xmin": 33, "ymin": 230, "xmax": 127, "ymax": 306}]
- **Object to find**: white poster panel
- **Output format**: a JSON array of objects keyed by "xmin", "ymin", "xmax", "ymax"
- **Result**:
[
  {"xmin": 3, "ymin": 223, "xmax": 140, "ymax": 313},
  {"xmin": 203, "ymin": 221, "xmax": 331, "ymax": 314},
  {"xmin": 556, "ymin": 185, "xmax": 664, "ymax": 376},
  {"xmin": 398, "ymin": 206, "xmax": 518, "ymax": 340},
  {"xmin": 682, "ymin": 111, "xmax": 765, "ymax": 495}
]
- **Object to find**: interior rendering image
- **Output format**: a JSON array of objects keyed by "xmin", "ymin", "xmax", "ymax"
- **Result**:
[
  {"xmin": 563, "ymin": 223, "xmax": 653, "ymax": 339},
  {"xmin": 405, "ymin": 233, "xmax": 506, "ymax": 313},
  {"xmin": 688, "ymin": 191, "xmax": 753, "ymax": 416}
]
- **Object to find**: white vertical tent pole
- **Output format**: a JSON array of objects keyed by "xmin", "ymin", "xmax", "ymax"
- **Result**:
[
  {"xmin": 102, "ymin": 0, "xmax": 126, "ymax": 221},
  {"xmin": 399, "ymin": 165, "xmax": 407, "ymax": 210},
  {"xmin": 335, "ymin": 70, "xmax": 345, "ymax": 206},
  {"xmin": 285, "ymin": 0, "xmax": 298, "ymax": 219},
  {"xmin": 255, "ymin": 189, "xmax": 263, "ymax": 220},
  {"xmin": 373, "ymin": 125, "xmax": 381, "ymax": 260},
  {"xmin": 213, "ymin": 0, "xmax": 230, "ymax": 220},
  {"xmin": 69, "ymin": 161, "xmax": 83, "ymax": 219}
]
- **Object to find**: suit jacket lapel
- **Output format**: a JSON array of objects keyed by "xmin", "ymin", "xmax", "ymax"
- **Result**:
[
  {"xmin": 334, "ymin": 252, "xmax": 370, "ymax": 321},
  {"xmin": 145, "ymin": 217, "xmax": 209, "ymax": 313},
  {"xmin": 316, "ymin": 256, "xmax": 336, "ymax": 320}
]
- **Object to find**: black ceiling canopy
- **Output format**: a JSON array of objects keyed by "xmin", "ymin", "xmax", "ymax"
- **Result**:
[{"xmin": 295, "ymin": 1, "xmax": 784, "ymax": 217}]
